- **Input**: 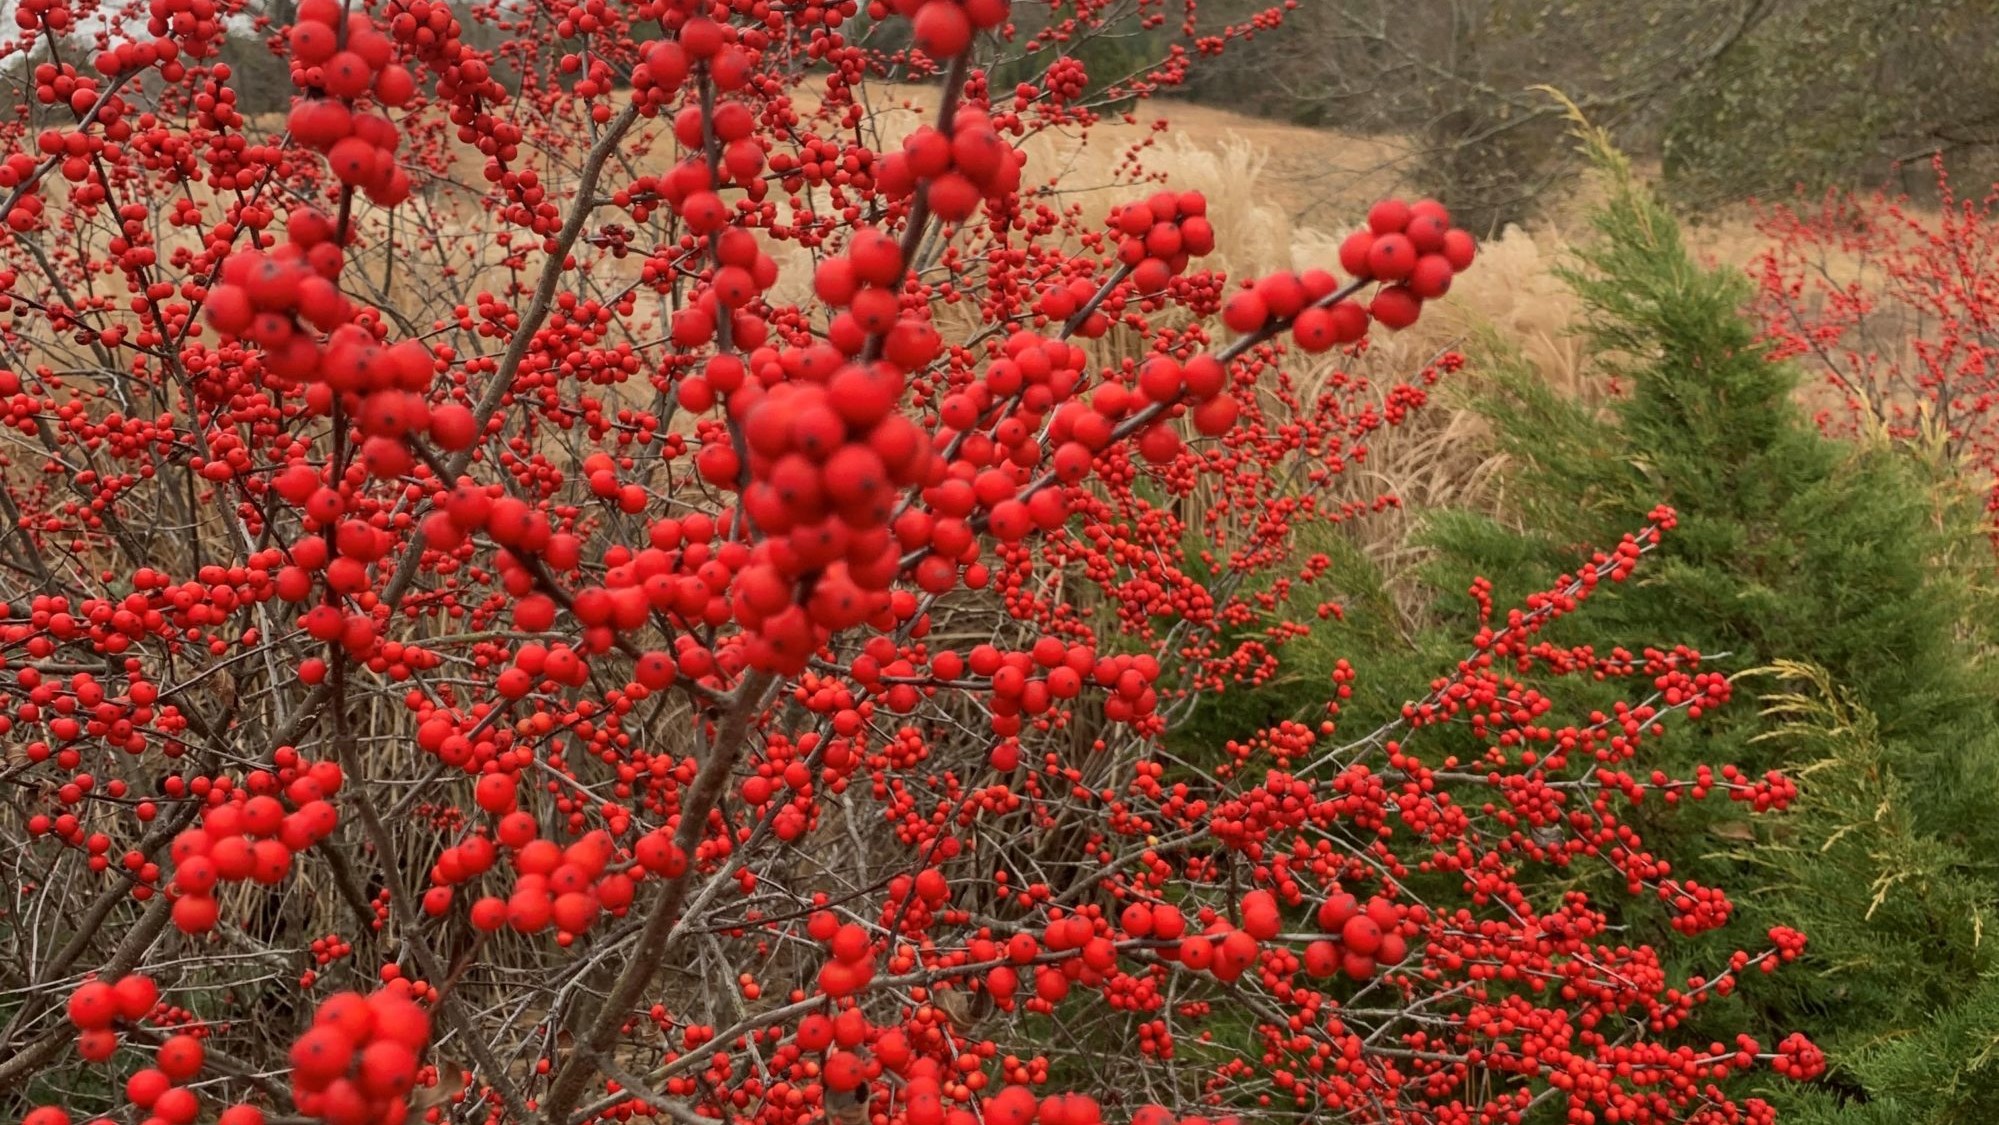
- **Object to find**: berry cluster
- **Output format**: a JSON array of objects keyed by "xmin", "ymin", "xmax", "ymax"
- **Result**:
[
  {"xmin": 92, "ymin": 37, "xmax": 184, "ymax": 77},
  {"xmin": 663, "ymin": 101, "xmax": 766, "ymax": 234},
  {"xmin": 122, "ymin": 1034, "xmax": 212, "ymax": 1125},
  {"xmin": 494, "ymin": 639, "xmax": 596, "ymax": 697},
  {"xmin": 303, "ymin": 932, "xmax": 356, "ymax": 986},
  {"xmin": 1772, "ymin": 1032, "xmax": 1827, "ymax": 1080},
  {"xmin": 430, "ymin": 774, "xmax": 631, "ymax": 941},
  {"xmin": 874, "ymin": 0, "xmax": 1010, "ymax": 58},
  {"xmin": 1109, "ymin": 191, "xmax": 1217, "ymax": 294},
  {"xmin": 1032, "ymin": 271, "xmax": 1115, "ymax": 334},
  {"xmin": 638, "ymin": 22, "xmax": 763, "ymax": 235},
  {"xmin": 719, "ymin": 361, "xmax": 930, "ymax": 672},
  {"xmin": 632, "ymin": 37, "xmax": 691, "ymax": 104},
  {"xmin": 1071, "ymin": 349, "xmax": 1235, "ymax": 461},
  {"xmin": 1216, "ymin": 198, "xmax": 1478, "ymax": 346},
  {"xmin": 946, "ymin": 640, "xmax": 1162, "ymax": 736},
  {"xmin": 288, "ymin": 989, "xmax": 432, "ymax": 1125},
  {"xmin": 1337, "ymin": 197, "xmax": 1478, "ymax": 328},
  {"xmin": 166, "ymin": 757, "xmax": 344, "ymax": 933},
  {"xmin": 1, "ymin": 153, "xmax": 46, "ymax": 231},
  {"xmin": 878, "ymin": 107, "xmax": 1023, "ymax": 222},
  {"xmin": 378, "ymin": 0, "xmax": 507, "ymax": 132},
  {"xmin": 808, "ymin": 228, "xmax": 927, "ymax": 352},
  {"xmin": 483, "ymin": 826, "xmax": 628, "ymax": 940},
  {"xmin": 11, "ymin": 0, "xmax": 73, "ymax": 32},
  {"xmin": 784, "ymin": 1007, "xmax": 871, "ymax": 1093},
  {"xmin": 965, "ymin": 912, "xmax": 1131, "ymax": 1012},
  {"xmin": 20, "ymin": 59, "xmax": 136, "ymax": 210},
  {"xmin": 814, "ymin": 915, "xmax": 881, "ymax": 996},
  {"xmin": 664, "ymin": 229, "xmax": 781, "ymax": 357},
  {"xmin": 285, "ymin": 0, "xmax": 415, "ymax": 205},
  {"xmin": 1303, "ymin": 893, "xmax": 1417, "ymax": 980},
  {"xmin": 144, "ymin": 0, "xmax": 223, "ymax": 55},
  {"xmin": 415, "ymin": 770, "xmax": 688, "ymax": 943},
  {"xmin": 208, "ymin": 224, "xmax": 465, "ymax": 484},
  {"xmin": 64, "ymin": 974, "xmax": 159, "ymax": 1062},
  {"xmin": 30, "ymin": 62, "xmax": 111, "ymax": 119},
  {"xmin": 204, "ymin": 223, "xmax": 351, "ymax": 349},
  {"xmin": 1220, "ymin": 269, "xmax": 1365, "ymax": 346}
]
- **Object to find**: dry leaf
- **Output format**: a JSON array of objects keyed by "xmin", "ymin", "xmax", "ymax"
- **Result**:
[
  {"xmin": 933, "ymin": 989, "xmax": 971, "ymax": 1032},
  {"xmin": 211, "ymin": 668, "xmax": 238, "ymax": 712},
  {"xmin": 825, "ymin": 1088, "xmax": 868, "ymax": 1125}
]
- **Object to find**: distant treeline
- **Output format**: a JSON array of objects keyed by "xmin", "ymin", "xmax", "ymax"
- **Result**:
[{"xmin": 10, "ymin": 0, "xmax": 1991, "ymax": 226}]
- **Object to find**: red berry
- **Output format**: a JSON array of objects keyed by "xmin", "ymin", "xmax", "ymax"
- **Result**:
[
  {"xmin": 156, "ymin": 1034, "xmax": 204, "ymax": 1081},
  {"xmin": 1339, "ymin": 230, "xmax": 1375, "ymax": 276},
  {"xmin": 1240, "ymin": 890, "xmax": 1281, "ymax": 940},
  {"xmin": 356, "ymin": 1040, "xmax": 418, "ymax": 1098},
  {"xmin": 1442, "ymin": 228, "xmax": 1478, "ymax": 271},
  {"xmin": 474, "ymin": 772, "xmax": 517, "ymax": 814},
  {"xmin": 830, "ymin": 923, "xmax": 870, "ymax": 964},
  {"xmin": 1369, "ymin": 285, "xmax": 1423, "ymax": 330},
  {"xmin": 1341, "ymin": 914, "xmax": 1383, "ymax": 957},
  {"xmin": 289, "ymin": 1026, "xmax": 354, "ymax": 1090},
  {"xmin": 1408, "ymin": 254, "xmax": 1455, "ymax": 299},
  {"xmin": 1364, "ymin": 234, "xmax": 1415, "ymax": 282},
  {"xmin": 67, "ymin": 981, "xmax": 117, "ymax": 1030},
  {"xmin": 127, "ymin": 1068, "xmax": 172, "ymax": 1109},
  {"xmin": 1221, "ymin": 291, "xmax": 1268, "ymax": 334},
  {"xmin": 1367, "ymin": 198, "xmax": 1412, "ymax": 233}
]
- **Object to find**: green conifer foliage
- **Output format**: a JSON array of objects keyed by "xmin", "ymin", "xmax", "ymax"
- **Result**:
[
  {"xmin": 1415, "ymin": 123, "xmax": 1999, "ymax": 1120},
  {"xmin": 1172, "ymin": 116, "xmax": 1999, "ymax": 1119}
]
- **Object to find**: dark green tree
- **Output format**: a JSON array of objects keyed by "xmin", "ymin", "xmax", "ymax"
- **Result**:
[
  {"xmin": 1422, "ymin": 120, "xmax": 1999, "ymax": 1120},
  {"xmin": 1183, "ymin": 114, "xmax": 1999, "ymax": 1120}
]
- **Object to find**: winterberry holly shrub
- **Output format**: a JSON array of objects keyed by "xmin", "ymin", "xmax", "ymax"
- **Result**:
[
  {"xmin": 1, "ymin": 3, "xmax": 1824, "ymax": 1125},
  {"xmin": 1752, "ymin": 156, "xmax": 1999, "ymax": 525}
]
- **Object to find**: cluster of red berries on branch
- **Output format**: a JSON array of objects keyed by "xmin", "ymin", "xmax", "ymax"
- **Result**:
[
  {"xmin": 207, "ymin": 245, "xmax": 464, "ymax": 482},
  {"xmin": 287, "ymin": 989, "xmax": 432, "ymax": 1125},
  {"xmin": 1108, "ymin": 192, "xmax": 1218, "ymax": 295},
  {"xmin": 1221, "ymin": 198, "xmax": 1478, "ymax": 347},
  {"xmin": 59, "ymin": 977, "xmax": 268, "ymax": 1125},
  {"xmin": 876, "ymin": 0, "xmax": 1010, "ymax": 60},
  {"xmin": 165, "ymin": 755, "xmax": 344, "ymax": 934},
  {"xmin": 1752, "ymin": 156, "xmax": 1999, "ymax": 537},
  {"xmin": 64, "ymin": 974, "xmax": 159, "ymax": 1063},
  {"xmin": 285, "ymin": 0, "xmax": 416, "ymax": 206},
  {"xmin": 805, "ymin": 229, "xmax": 939, "ymax": 359},
  {"xmin": 439, "ymin": 779, "xmax": 645, "ymax": 941},
  {"xmin": 879, "ymin": 106, "xmax": 1024, "ymax": 223},
  {"xmin": 1297, "ymin": 893, "xmax": 1414, "ymax": 980}
]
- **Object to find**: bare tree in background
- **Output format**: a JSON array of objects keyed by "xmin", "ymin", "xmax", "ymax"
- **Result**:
[
  {"xmin": 1180, "ymin": 0, "xmax": 1770, "ymax": 229},
  {"xmin": 1176, "ymin": 0, "xmax": 1999, "ymax": 226}
]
